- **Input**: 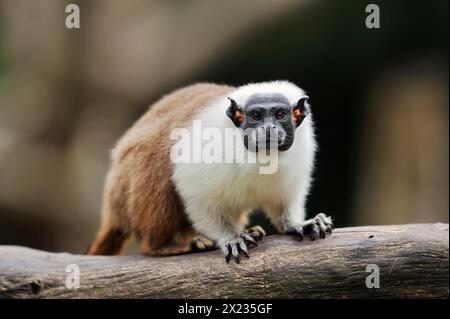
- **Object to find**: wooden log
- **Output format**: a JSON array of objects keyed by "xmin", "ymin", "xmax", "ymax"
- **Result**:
[{"xmin": 0, "ymin": 223, "xmax": 448, "ymax": 298}]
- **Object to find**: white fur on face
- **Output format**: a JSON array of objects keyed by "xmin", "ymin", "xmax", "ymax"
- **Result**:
[{"xmin": 172, "ymin": 81, "xmax": 316, "ymax": 249}]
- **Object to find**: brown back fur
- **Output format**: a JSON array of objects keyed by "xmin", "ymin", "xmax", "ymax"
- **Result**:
[{"xmin": 87, "ymin": 83, "xmax": 234, "ymax": 256}]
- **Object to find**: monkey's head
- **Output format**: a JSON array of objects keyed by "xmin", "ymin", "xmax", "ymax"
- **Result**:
[{"xmin": 226, "ymin": 93, "xmax": 309, "ymax": 152}]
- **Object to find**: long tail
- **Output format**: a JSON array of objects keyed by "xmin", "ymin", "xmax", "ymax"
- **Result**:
[{"xmin": 86, "ymin": 225, "xmax": 130, "ymax": 255}]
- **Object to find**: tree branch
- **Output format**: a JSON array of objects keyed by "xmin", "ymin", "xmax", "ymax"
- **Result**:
[{"xmin": 0, "ymin": 223, "xmax": 448, "ymax": 298}]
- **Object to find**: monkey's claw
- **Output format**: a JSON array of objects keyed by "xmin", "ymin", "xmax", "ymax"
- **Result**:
[
  {"xmin": 240, "ymin": 233, "xmax": 257, "ymax": 246},
  {"xmin": 286, "ymin": 213, "xmax": 333, "ymax": 241},
  {"xmin": 222, "ymin": 238, "xmax": 249, "ymax": 264},
  {"xmin": 191, "ymin": 234, "xmax": 216, "ymax": 252},
  {"xmin": 244, "ymin": 225, "xmax": 266, "ymax": 242},
  {"xmin": 222, "ymin": 228, "xmax": 265, "ymax": 263}
]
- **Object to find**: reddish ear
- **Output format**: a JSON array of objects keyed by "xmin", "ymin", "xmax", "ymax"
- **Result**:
[
  {"xmin": 292, "ymin": 97, "xmax": 309, "ymax": 127},
  {"xmin": 226, "ymin": 98, "xmax": 245, "ymax": 127},
  {"xmin": 235, "ymin": 110, "xmax": 244, "ymax": 124}
]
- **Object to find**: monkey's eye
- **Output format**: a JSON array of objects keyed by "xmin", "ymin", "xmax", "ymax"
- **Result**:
[
  {"xmin": 249, "ymin": 112, "xmax": 262, "ymax": 121},
  {"xmin": 275, "ymin": 110, "xmax": 287, "ymax": 120}
]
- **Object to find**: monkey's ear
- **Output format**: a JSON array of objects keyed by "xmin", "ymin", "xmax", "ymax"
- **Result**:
[
  {"xmin": 226, "ymin": 97, "xmax": 245, "ymax": 127},
  {"xmin": 292, "ymin": 96, "xmax": 310, "ymax": 127}
]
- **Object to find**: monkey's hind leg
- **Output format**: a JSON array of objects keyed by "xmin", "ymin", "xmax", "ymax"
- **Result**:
[
  {"xmin": 241, "ymin": 225, "xmax": 266, "ymax": 244},
  {"xmin": 140, "ymin": 233, "xmax": 216, "ymax": 256},
  {"xmin": 191, "ymin": 234, "xmax": 216, "ymax": 252},
  {"xmin": 86, "ymin": 224, "xmax": 131, "ymax": 255}
]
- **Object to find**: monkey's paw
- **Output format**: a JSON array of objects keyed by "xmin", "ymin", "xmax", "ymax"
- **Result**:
[
  {"xmin": 244, "ymin": 225, "xmax": 266, "ymax": 242},
  {"xmin": 221, "ymin": 232, "xmax": 261, "ymax": 264},
  {"xmin": 191, "ymin": 234, "xmax": 216, "ymax": 252},
  {"xmin": 285, "ymin": 213, "xmax": 333, "ymax": 241}
]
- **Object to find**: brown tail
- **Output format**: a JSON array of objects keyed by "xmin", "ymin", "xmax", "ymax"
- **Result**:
[{"xmin": 86, "ymin": 225, "xmax": 130, "ymax": 255}]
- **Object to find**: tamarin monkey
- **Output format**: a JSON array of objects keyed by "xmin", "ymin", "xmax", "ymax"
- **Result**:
[{"xmin": 87, "ymin": 81, "xmax": 333, "ymax": 263}]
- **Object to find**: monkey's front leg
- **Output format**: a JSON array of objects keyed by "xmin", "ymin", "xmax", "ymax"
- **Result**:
[
  {"xmin": 281, "ymin": 202, "xmax": 333, "ymax": 241},
  {"xmin": 189, "ymin": 211, "xmax": 257, "ymax": 263},
  {"xmin": 285, "ymin": 213, "xmax": 333, "ymax": 240},
  {"xmin": 218, "ymin": 223, "xmax": 262, "ymax": 263},
  {"xmin": 220, "ymin": 232, "xmax": 260, "ymax": 263}
]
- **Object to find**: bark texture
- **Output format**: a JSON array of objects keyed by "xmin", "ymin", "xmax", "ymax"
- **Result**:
[{"xmin": 0, "ymin": 223, "xmax": 448, "ymax": 298}]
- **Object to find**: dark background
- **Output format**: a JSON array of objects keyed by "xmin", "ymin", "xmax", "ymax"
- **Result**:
[{"xmin": 0, "ymin": 0, "xmax": 448, "ymax": 253}]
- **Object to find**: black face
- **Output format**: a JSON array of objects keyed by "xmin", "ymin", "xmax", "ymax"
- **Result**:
[{"xmin": 226, "ymin": 93, "xmax": 309, "ymax": 152}]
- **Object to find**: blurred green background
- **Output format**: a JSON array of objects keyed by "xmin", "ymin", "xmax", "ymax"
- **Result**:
[{"xmin": 0, "ymin": 0, "xmax": 448, "ymax": 253}]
